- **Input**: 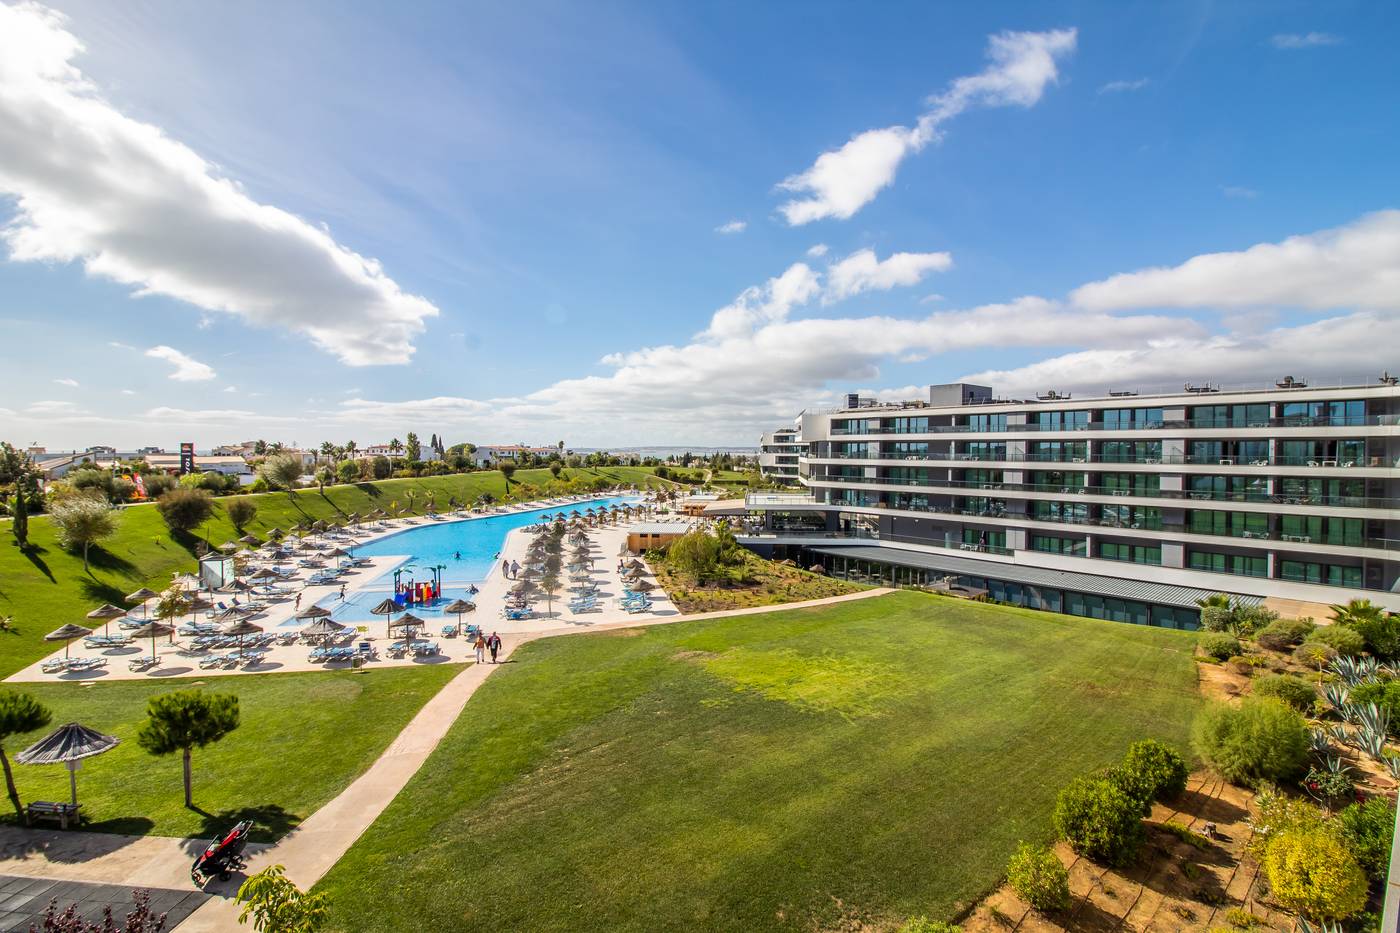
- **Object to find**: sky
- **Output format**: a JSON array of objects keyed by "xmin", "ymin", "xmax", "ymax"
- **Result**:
[{"xmin": 0, "ymin": 0, "xmax": 1397, "ymax": 451}]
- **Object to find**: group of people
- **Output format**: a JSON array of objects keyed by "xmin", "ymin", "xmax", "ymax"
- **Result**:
[
  {"xmin": 501, "ymin": 559, "xmax": 522, "ymax": 579},
  {"xmin": 472, "ymin": 629, "xmax": 503, "ymax": 663}
]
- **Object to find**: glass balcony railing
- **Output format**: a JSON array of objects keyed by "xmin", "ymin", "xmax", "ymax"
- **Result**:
[{"xmin": 826, "ymin": 414, "xmax": 1397, "ymax": 436}]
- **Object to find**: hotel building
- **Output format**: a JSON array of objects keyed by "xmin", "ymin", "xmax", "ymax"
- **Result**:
[
  {"xmin": 746, "ymin": 378, "xmax": 1400, "ymax": 629},
  {"xmin": 756, "ymin": 423, "xmax": 804, "ymax": 485}
]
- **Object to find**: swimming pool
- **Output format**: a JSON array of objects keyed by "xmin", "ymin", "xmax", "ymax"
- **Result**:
[{"xmin": 308, "ymin": 496, "xmax": 636, "ymax": 626}]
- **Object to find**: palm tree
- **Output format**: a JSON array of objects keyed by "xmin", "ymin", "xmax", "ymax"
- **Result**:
[
  {"xmin": 318, "ymin": 441, "xmax": 335, "ymax": 464},
  {"xmin": 1330, "ymin": 598, "xmax": 1385, "ymax": 626},
  {"xmin": 389, "ymin": 438, "xmax": 403, "ymax": 458},
  {"xmin": 345, "ymin": 440, "xmax": 358, "ymax": 460}
]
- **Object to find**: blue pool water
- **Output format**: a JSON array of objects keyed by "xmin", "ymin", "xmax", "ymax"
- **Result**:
[{"xmin": 307, "ymin": 496, "xmax": 635, "ymax": 627}]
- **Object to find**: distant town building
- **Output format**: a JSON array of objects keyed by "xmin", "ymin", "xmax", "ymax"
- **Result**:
[{"xmin": 476, "ymin": 445, "xmax": 559, "ymax": 466}]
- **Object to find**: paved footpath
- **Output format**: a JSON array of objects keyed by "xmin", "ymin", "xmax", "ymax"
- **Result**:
[{"xmin": 0, "ymin": 587, "xmax": 890, "ymax": 931}]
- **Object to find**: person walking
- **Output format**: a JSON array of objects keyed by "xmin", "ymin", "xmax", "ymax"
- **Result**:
[
  {"xmin": 294, "ymin": 592, "xmax": 302, "ymax": 610},
  {"xmin": 501, "ymin": 559, "xmax": 509, "ymax": 578},
  {"xmin": 487, "ymin": 631, "xmax": 501, "ymax": 664},
  {"xmin": 339, "ymin": 583, "xmax": 347, "ymax": 601},
  {"xmin": 473, "ymin": 631, "xmax": 486, "ymax": 663},
  {"xmin": 510, "ymin": 560, "xmax": 520, "ymax": 579}
]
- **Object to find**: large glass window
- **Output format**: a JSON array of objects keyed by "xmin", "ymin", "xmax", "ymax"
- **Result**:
[
  {"xmin": 1030, "ymin": 410, "xmax": 1089, "ymax": 429},
  {"xmin": 1188, "ymin": 550, "xmax": 1267, "ymax": 577},
  {"xmin": 1028, "ymin": 441, "xmax": 1088, "ymax": 462},
  {"xmin": 1101, "ymin": 440, "xmax": 1162, "ymax": 463},
  {"xmin": 885, "ymin": 441, "xmax": 929, "ymax": 458},
  {"xmin": 961, "ymin": 442, "xmax": 1006, "ymax": 461},
  {"xmin": 1279, "ymin": 560, "xmax": 1363, "ymax": 588},
  {"xmin": 886, "ymin": 416, "xmax": 930, "ymax": 434},
  {"xmin": 1031, "ymin": 500, "xmax": 1090, "ymax": 523},
  {"xmin": 1188, "ymin": 510, "xmax": 1269, "ymax": 538},
  {"xmin": 1101, "ymin": 504, "xmax": 1163, "ymax": 530},
  {"xmin": 1099, "ymin": 542, "xmax": 1162, "ymax": 565},
  {"xmin": 1030, "ymin": 470, "xmax": 1087, "ymax": 491},
  {"xmin": 1279, "ymin": 477, "xmax": 1366, "ymax": 505},
  {"xmin": 1188, "ymin": 475, "xmax": 1269, "ymax": 502},
  {"xmin": 1281, "ymin": 400, "xmax": 1365, "ymax": 427},
  {"xmin": 1190, "ymin": 403, "xmax": 1270, "ymax": 427},
  {"xmin": 1032, "ymin": 534, "xmax": 1086, "ymax": 556},
  {"xmin": 1101, "ymin": 408, "xmax": 1164, "ymax": 429},
  {"xmin": 1279, "ymin": 515, "xmax": 1364, "ymax": 546},
  {"xmin": 832, "ymin": 418, "xmax": 876, "ymax": 436},
  {"xmin": 958, "ymin": 413, "xmax": 1007, "ymax": 432},
  {"xmin": 963, "ymin": 468, "xmax": 1004, "ymax": 487},
  {"xmin": 1102, "ymin": 473, "xmax": 1161, "ymax": 495},
  {"xmin": 961, "ymin": 528, "xmax": 1006, "ymax": 550}
]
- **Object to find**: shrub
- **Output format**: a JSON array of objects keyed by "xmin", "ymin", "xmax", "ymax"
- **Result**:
[
  {"xmin": 896, "ymin": 920, "xmax": 959, "ymax": 933},
  {"xmin": 1337, "ymin": 795, "xmax": 1397, "ymax": 882},
  {"xmin": 1295, "ymin": 641, "xmax": 1339, "ymax": 668},
  {"xmin": 1052, "ymin": 776, "xmax": 1143, "ymax": 866},
  {"xmin": 1246, "ymin": 787, "xmax": 1326, "ymax": 861},
  {"xmin": 1192, "ymin": 698, "xmax": 1309, "ymax": 787},
  {"xmin": 1200, "ymin": 605, "xmax": 1235, "ymax": 632},
  {"xmin": 142, "ymin": 473, "xmax": 177, "ymax": 497},
  {"xmin": 225, "ymin": 499, "xmax": 257, "ymax": 532},
  {"xmin": 1198, "ymin": 633, "xmax": 1242, "ymax": 661},
  {"xmin": 1256, "ymin": 618, "xmax": 1317, "ymax": 651},
  {"xmin": 1006, "ymin": 843, "xmax": 1070, "ymax": 911},
  {"xmin": 155, "ymin": 487, "xmax": 215, "ymax": 534},
  {"xmin": 1307, "ymin": 626, "xmax": 1367, "ymax": 658},
  {"xmin": 1119, "ymin": 739, "xmax": 1190, "ymax": 803},
  {"xmin": 1263, "ymin": 827, "xmax": 1368, "ymax": 922},
  {"xmin": 1344, "ymin": 614, "xmax": 1400, "ymax": 661},
  {"xmin": 1232, "ymin": 605, "xmax": 1280, "ymax": 637},
  {"xmin": 1252, "ymin": 674, "xmax": 1318, "ymax": 712}
]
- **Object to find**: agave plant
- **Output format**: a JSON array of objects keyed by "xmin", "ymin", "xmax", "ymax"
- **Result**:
[
  {"xmin": 1330, "ymin": 655, "xmax": 1380, "ymax": 686},
  {"xmin": 1323, "ymin": 683, "xmax": 1351, "ymax": 712},
  {"xmin": 1386, "ymin": 755, "xmax": 1400, "ymax": 781},
  {"xmin": 1308, "ymin": 727, "xmax": 1332, "ymax": 755},
  {"xmin": 1356, "ymin": 725, "xmax": 1388, "ymax": 760},
  {"xmin": 1354, "ymin": 701, "xmax": 1390, "ymax": 739},
  {"xmin": 1328, "ymin": 724, "xmax": 1352, "ymax": 746}
]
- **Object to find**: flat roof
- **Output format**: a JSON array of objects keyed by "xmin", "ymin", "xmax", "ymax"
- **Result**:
[
  {"xmin": 807, "ymin": 544, "xmax": 1263, "ymax": 610},
  {"xmin": 628, "ymin": 522, "xmax": 694, "ymax": 534}
]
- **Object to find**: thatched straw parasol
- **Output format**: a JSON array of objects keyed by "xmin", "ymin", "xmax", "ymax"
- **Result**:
[
  {"xmin": 300, "ymin": 617, "xmax": 346, "ymax": 639},
  {"xmin": 389, "ymin": 612, "xmax": 424, "ymax": 648},
  {"xmin": 125, "ymin": 588, "xmax": 159, "ymax": 620},
  {"xmin": 296, "ymin": 604, "xmax": 333, "ymax": 621},
  {"xmin": 45, "ymin": 623, "xmax": 92, "ymax": 659},
  {"xmin": 86, "ymin": 603, "xmax": 127, "ymax": 637},
  {"xmin": 442, "ymin": 598, "xmax": 477, "ymax": 634},
  {"xmin": 126, "ymin": 621, "xmax": 175, "ymax": 662},
  {"xmin": 219, "ymin": 618, "xmax": 264, "ymax": 658},
  {"xmin": 17, "ymin": 723, "xmax": 119, "ymax": 807}
]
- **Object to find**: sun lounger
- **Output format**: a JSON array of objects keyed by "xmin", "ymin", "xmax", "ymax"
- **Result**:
[
  {"xmin": 128, "ymin": 656, "xmax": 159, "ymax": 672},
  {"xmin": 441, "ymin": 625, "xmax": 457, "ymax": 637}
]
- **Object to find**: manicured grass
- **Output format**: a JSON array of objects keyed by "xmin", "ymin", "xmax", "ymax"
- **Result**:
[
  {"xmin": 0, "ymin": 466, "xmax": 666, "ymax": 677},
  {"xmin": 654, "ymin": 549, "xmax": 867, "ymax": 612},
  {"xmin": 316, "ymin": 591, "xmax": 1201, "ymax": 931},
  {"xmin": 1, "ymin": 665, "xmax": 463, "ymax": 841}
]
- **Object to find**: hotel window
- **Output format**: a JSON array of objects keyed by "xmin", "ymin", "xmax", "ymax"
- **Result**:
[
  {"xmin": 1279, "ymin": 561, "xmax": 1363, "ymax": 588},
  {"xmin": 1031, "ymin": 500, "xmax": 1090, "ymax": 524},
  {"xmin": 836, "ymin": 442, "xmax": 873, "ymax": 458},
  {"xmin": 1279, "ymin": 477, "xmax": 1365, "ymax": 505},
  {"xmin": 961, "ymin": 442, "xmax": 1006, "ymax": 461},
  {"xmin": 1188, "ymin": 510, "xmax": 1267, "ymax": 538},
  {"xmin": 1101, "ymin": 408, "xmax": 1164, "ymax": 429},
  {"xmin": 1030, "ymin": 410, "xmax": 1090, "ymax": 429},
  {"xmin": 1099, "ymin": 542, "xmax": 1162, "ymax": 565},
  {"xmin": 886, "ymin": 416, "xmax": 930, "ymax": 434},
  {"xmin": 887, "ymin": 492, "xmax": 931, "ymax": 511},
  {"xmin": 885, "ymin": 441, "xmax": 929, "ymax": 457},
  {"xmin": 881, "ymin": 467, "xmax": 930, "ymax": 485},
  {"xmin": 963, "ymin": 468, "xmax": 1004, "ymax": 486},
  {"xmin": 1188, "ymin": 475, "xmax": 1268, "ymax": 501},
  {"xmin": 1188, "ymin": 550, "xmax": 1267, "ymax": 577},
  {"xmin": 958, "ymin": 413, "xmax": 1007, "ymax": 432},
  {"xmin": 962, "ymin": 528, "xmax": 1006, "ymax": 550},
  {"xmin": 1281, "ymin": 400, "xmax": 1365, "ymax": 427},
  {"xmin": 1101, "ymin": 440, "xmax": 1161, "ymax": 463},
  {"xmin": 962, "ymin": 497, "xmax": 1006, "ymax": 516},
  {"xmin": 1190, "ymin": 403, "xmax": 1270, "ymax": 428},
  {"xmin": 1032, "ymin": 534, "xmax": 1086, "ymax": 556},
  {"xmin": 1279, "ymin": 515, "xmax": 1363, "ymax": 546},
  {"xmin": 1028, "ymin": 441, "xmax": 1087, "ymax": 462},
  {"xmin": 833, "ymin": 418, "xmax": 876, "ymax": 436},
  {"xmin": 1030, "ymin": 470, "xmax": 1087, "ymax": 491},
  {"xmin": 1101, "ymin": 504, "xmax": 1162, "ymax": 530},
  {"xmin": 1102, "ymin": 473, "xmax": 1160, "ymax": 495},
  {"xmin": 1191, "ymin": 440, "xmax": 1267, "ymax": 464}
]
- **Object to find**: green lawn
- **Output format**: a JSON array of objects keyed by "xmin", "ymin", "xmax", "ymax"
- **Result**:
[
  {"xmin": 0, "ymin": 466, "xmax": 666, "ymax": 678},
  {"xmin": 315, "ymin": 591, "xmax": 1201, "ymax": 932},
  {"xmin": 1, "ymin": 665, "xmax": 463, "ymax": 841}
]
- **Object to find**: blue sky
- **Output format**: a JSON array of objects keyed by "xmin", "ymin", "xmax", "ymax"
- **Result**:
[{"xmin": 1, "ymin": 0, "xmax": 1397, "ymax": 449}]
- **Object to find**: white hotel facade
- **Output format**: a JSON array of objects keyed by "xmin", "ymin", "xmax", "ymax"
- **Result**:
[{"xmin": 749, "ymin": 378, "xmax": 1400, "ymax": 629}]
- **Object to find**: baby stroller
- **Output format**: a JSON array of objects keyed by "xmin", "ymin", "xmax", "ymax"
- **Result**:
[{"xmin": 190, "ymin": 819, "xmax": 253, "ymax": 884}]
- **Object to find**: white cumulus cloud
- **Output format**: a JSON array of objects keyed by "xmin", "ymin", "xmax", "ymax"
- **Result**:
[
  {"xmin": 714, "ymin": 220, "xmax": 747, "ymax": 234},
  {"xmin": 776, "ymin": 28, "xmax": 1077, "ymax": 225},
  {"xmin": 145, "ymin": 345, "xmax": 216, "ymax": 381},
  {"xmin": 823, "ymin": 248, "xmax": 953, "ymax": 304},
  {"xmin": 0, "ymin": 3, "xmax": 440, "ymax": 365},
  {"xmin": 1071, "ymin": 210, "xmax": 1400, "ymax": 313}
]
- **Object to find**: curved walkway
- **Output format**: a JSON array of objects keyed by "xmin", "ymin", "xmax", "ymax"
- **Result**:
[{"xmin": 1, "ymin": 586, "xmax": 890, "ymax": 930}]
